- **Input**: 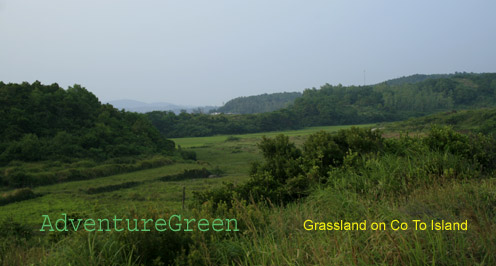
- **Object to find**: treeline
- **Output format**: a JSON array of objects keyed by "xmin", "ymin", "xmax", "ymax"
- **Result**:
[
  {"xmin": 147, "ymin": 109, "xmax": 299, "ymax": 137},
  {"xmin": 0, "ymin": 81, "xmax": 175, "ymax": 164},
  {"xmin": 383, "ymin": 73, "xmax": 452, "ymax": 86},
  {"xmin": 148, "ymin": 73, "xmax": 496, "ymax": 137},
  {"xmin": 213, "ymin": 92, "xmax": 302, "ymax": 114}
]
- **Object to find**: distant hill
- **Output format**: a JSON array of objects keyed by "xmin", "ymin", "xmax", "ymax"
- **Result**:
[
  {"xmin": 148, "ymin": 72, "xmax": 496, "ymax": 137},
  {"xmin": 108, "ymin": 99, "xmax": 215, "ymax": 114},
  {"xmin": 213, "ymin": 92, "xmax": 302, "ymax": 114},
  {"xmin": 289, "ymin": 72, "xmax": 496, "ymax": 127}
]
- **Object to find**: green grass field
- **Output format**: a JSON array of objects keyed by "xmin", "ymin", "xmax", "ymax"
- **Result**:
[
  {"xmin": 2, "ymin": 124, "xmax": 374, "ymax": 228},
  {"xmin": 172, "ymin": 124, "xmax": 375, "ymax": 148},
  {"xmin": 2, "ymin": 122, "xmax": 495, "ymax": 265}
]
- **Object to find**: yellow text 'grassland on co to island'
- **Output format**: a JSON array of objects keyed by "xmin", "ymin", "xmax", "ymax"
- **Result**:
[{"xmin": 304, "ymin": 219, "xmax": 468, "ymax": 231}]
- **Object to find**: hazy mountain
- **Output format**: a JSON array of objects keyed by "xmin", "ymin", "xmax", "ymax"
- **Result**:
[{"xmin": 108, "ymin": 99, "xmax": 215, "ymax": 114}]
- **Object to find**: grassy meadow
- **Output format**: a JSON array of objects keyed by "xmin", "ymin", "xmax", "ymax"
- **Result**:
[
  {"xmin": 1, "ymin": 124, "xmax": 373, "ymax": 226},
  {"xmin": 2, "ymin": 121, "xmax": 496, "ymax": 265},
  {"xmin": 171, "ymin": 124, "xmax": 375, "ymax": 148}
]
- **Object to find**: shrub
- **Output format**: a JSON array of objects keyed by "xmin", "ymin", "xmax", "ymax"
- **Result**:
[
  {"xmin": 424, "ymin": 126, "xmax": 496, "ymax": 172},
  {"xmin": 180, "ymin": 150, "xmax": 197, "ymax": 161},
  {"xmin": 328, "ymin": 150, "xmax": 481, "ymax": 199},
  {"xmin": 424, "ymin": 125, "xmax": 470, "ymax": 155},
  {"xmin": 193, "ymin": 183, "xmax": 237, "ymax": 209},
  {"xmin": 225, "ymin": 136, "xmax": 240, "ymax": 142},
  {"xmin": 303, "ymin": 130, "xmax": 344, "ymax": 177},
  {"xmin": 466, "ymin": 133, "xmax": 496, "ymax": 171},
  {"xmin": 3, "ymin": 169, "xmax": 35, "ymax": 188},
  {"xmin": 159, "ymin": 168, "xmax": 212, "ymax": 181},
  {"xmin": 332, "ymin": 126, "xmax": 384, "ymax": 154},
  {"xmin": 254, "ymin": 134, "xmax": 303, "ymax": 183}
]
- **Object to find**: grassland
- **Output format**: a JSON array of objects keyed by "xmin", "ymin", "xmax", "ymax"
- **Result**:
[
  {"xmin": 171, "ymin": 124, "xmax": 375, "ymax": 148},
  {"xmin": 2, "ymin": 121, "xmax": 495, "ymax": 265},
  {"xmin": 1, "ymin": 124, "xmax": 373, "ymax": 228}
]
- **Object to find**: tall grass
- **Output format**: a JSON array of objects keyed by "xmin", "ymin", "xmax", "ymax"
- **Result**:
[
  {"xmin": 184, "ymin": 179, "xmax": 495, "ymax": 265},
  {"xmin": 42, "ymin": 231, "xmax": 138, "ymax": 266},
  {"xmin": 328, "ymin": 150, "xmax": 482, "ymax": 200}
]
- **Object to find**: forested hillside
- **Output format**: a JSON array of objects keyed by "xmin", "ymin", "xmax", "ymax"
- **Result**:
[
  {"xmin": 383, "ymin": 73, "xmax": 452, "ymax": 85},
  {"xmin": 0, "ymin": 81, "xmax": 175, "ymax": 164},
  {"xmin": 148, "ymin": 73, "xmax": 496, "ymax": 137},
  {"xmin": 213, "ymin": 92, "xmax": 302, "ymax": 114}
]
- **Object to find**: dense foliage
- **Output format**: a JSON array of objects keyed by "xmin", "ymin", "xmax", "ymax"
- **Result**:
[
  {"xmin": 2, "ymin": 76, "xmax": 496, "ymax": 265},
  {"xmin": 281, "ymin": 72, "xmax": 496, "ymax": 126},
  {"xmin": 0, "ymin": 81, "xmax": 175, "ymax": 164},
  {"xmin": 384, "ymin": 107, "xmax": 496, "ymax": 135},
  {"xmin": 148, "ymin": 73, "xmax": 496, "ymax": 137},
  {"xmin": 213, "ymin": 92, "xmax": 302, "ymax": 114},
  {"xmin": 146, "ymin": 109, "xmax": 299, "ymax": 137}
]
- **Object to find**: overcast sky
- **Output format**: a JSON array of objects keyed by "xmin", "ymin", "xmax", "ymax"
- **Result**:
[{"xmin": 1, "ymin": 0, "xmax": 495, "ymax": 106}]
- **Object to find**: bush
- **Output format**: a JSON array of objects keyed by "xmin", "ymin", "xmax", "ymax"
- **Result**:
[
  {"xmin": 225, "ymin": 136, "xmax": 240, "ymax": 142},
  {"xmin": 303, "ymin": 130, "xmax": 344, "ymax": 178},
  {"xmin": 193, "ymin": 183, "xmax": 237, "ymax": 209},
  {"xmin": 159, "ymin": 168, "xmax": 212, "ymax": 181},
  {"xmin": 254, "ymin": 134, "xmax": 303, "ymax": 183},
  {"xmin": 424, "ymin": 125, "xmax": 470, "ymax": 155},
  {"xmin": 180, "ymin": 150, "xmax": 197, "ymax": 161},
  {"xmin": 424, "ymin": 126, "xmax": 496, "ymax": 172},
  {"xmin": 332, "ymin": 126, "xmax": 384, "ymax": 154},
  {"xmin": 3, "ymin": 169, "xmax": 35, "ymax": 188},
  {"xmin": 197, "ymin": 134, "xmax": 310, "ymax": 208}
]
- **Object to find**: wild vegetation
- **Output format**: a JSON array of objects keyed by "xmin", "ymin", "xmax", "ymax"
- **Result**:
[
  {"xmin": 192, "ymin": 125, "xmax": 496, "ymax": 207},
  {"xmin": 1, "ymin": 78, "xmax": 496, "ymax": 265},
  {"xmin": 382, "ymin": 107, "xmax": 496, "ymax": 135},
  {"xmin": 2, "ymin": 123, "xmax": 495, "ymax": 265}
]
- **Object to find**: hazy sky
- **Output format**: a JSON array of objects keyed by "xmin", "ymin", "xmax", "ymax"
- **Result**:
[{"xmin": 1, "ymin": 0, "xmax": 495, "ymax": 106}]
